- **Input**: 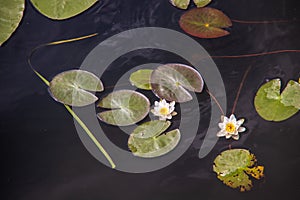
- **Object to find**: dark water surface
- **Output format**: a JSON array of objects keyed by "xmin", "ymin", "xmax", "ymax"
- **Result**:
[{"xmin": 1, "ymin": 0, "xmax": 300, "ymax": 199}]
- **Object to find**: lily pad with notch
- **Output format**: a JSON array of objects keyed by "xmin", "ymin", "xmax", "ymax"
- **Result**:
[
  {"xmin": 179, "ymin": 7, "xmax": 232, "ymax": 38},
  {"xmin": 97, "ymin": 90, "xmax": 150, "ymax": 126},
  {"xmin": 30, "ymin": 0, "xmax": 98, "ymax": 20},
  {"xmin": 254, "ymin": 78, "xmax": 299, "ymax": 121},
  {"xmin": 151, "ymin": 63, "xmax": 204, "ymax": 102},
  {"xmin": 128, "ymin": 120, "xmax": 181, "ymax": 158},
  {"xmin": 49, "ymin": 70, "xmax": 103, "ymax": 107},
  {"xmin": 213, "ymin": 149, "xmax": 264, "ymax": 192},
  {"xmin": 129, "ymin": 69, "xmax": 153, "ymax": 90},
  {"xmin": 169, "ymin": 0, "xmax": 190, "ymax": 9}
]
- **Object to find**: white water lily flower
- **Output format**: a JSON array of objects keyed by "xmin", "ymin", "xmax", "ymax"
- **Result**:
[
  {"xmin": 151, "ymin": 99, "xmax": 177, "ymax": 120},
  {"xmin": 217, "ymin": 114, "xmax": 246, "ymax": 140}
]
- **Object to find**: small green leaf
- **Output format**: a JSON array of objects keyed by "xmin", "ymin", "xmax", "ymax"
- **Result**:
[
  {"xmin": 254, "ymin": 79, "xmax": 299, "ymax": 121},
  {"xmin": 151, "ymin": 63, "xmax": 204, "ymax": 102},
  {"xmin": 193, "ymin": 0, "xmax": 211, "ymax": 8},
  {"xmin": 129, "ymin": 69, "xmax": 153, "ymax": 90},
  {"xmin": 97, "ymin": 90, "xmax": 150, "ymax": 126},
  {"xmin": 131, "ymin": 120, "xmax": 171, "ymax": 139},
  {"xmin": 0, "ymin": 0, "xmax": 25, "ymax": 46},
  {"xmin": 179, "ymin": 7, "xmax": 232, "ymax": 38},
  {"xmin": 170, "ymin": 0, "xmax": 190, "ymax": 10},
  {"xmin": 49, "ymin": 70, "xmax": 103, "ymax": 107},
  {"xmin": 30, "ymin": 0, "xmax": 98, "ymax": 20},
  {"xmin": 281, "ymin": 80, "xmax": 300, "ymax": 109},
  {"xmin": 213, "ymin": 149, "xmax": 264, "ymax": 192},
  {"xmin": 128, "ymin": 122, "xmax": 181, "ymax": 158}
]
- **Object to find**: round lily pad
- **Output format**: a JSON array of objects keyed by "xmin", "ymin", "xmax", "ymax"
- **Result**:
[
  {"xmin": 49, "ymin": 70, "xmax": 103, "ymax": 107},
  {"xmin": 128, "ymin": 124, "xmax": 181, "ymax": 158},
  {"xmin": 179, "ymin": 7, "xmax": 232, "ymax": 38},
  {"xmin": 97, "ymin": 90, "xmax": 150, "ymax": 126},
  {"xmin": 151, "ymin": 63, "xmax": 204, "ymax": 102},
  {"xmin": 0, "ymin": 0, "xmax": 25, "ymax": 46},
  {"xmin": 30, "ymin": 0, "xmax": 98, "ymax": 20},
  {"xmin": 254, "ymin": 79, "xmax": 299, "ymax": 121},
  {"xmin": 193, "ymin": 0, "xmax": 211, "ymax": 8},
  {"xmin": 213, "ymin": 149, "xmax": 264, "ymax": 192},
  {"xmin": 129, "ymin": 69, "xmax": 153, "ymax": 90}
]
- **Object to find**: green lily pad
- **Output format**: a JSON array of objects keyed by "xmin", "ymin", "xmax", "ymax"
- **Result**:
[
  {"xmin": 0, "ymin": 0, "xmax": 25, "ymax": 46},
  {"xmin": 193, "ymin": 0, "xmax": 211, "ymax": 8},
  {"xmin": 179, "ymin": 7, "xmax": 232, "ymax": 38},
  {"xmin": 170, "ymin": 0, "xmax": 190, "ymax": 10},
  {"xmin": 281, "ymin": 80, "xmax": 300, "ymax": 109},
  {"xmin": 30, "ymin": 0, "xmax": 98, "ymax": 20},
  {"xmin": 131, "ymin": 120, "xmax": 171, "ymax": 139},
  {"xmin": 129, "ymin": 69, "xmax": 153, "ymax": 90},
  {"xmin": 254, "ymin": 79, "xmax": 299, "ymax": 121},
  {"xmin": 213, "ymin": 149, "xmax": 264, "ymax": 192},
  {"xmin": 49, "ymin": 70, "xmax": 103, "ymax": 107},
  {"xmin": 151, "ymin": 63, "xmax": 204, "ymax": 102},
  {"xmin": 128, "ymin": 121, "xmax": 181, "ymax": 158},
  {"xmin": 97, "ymin": 90, "xmax": 150, "ymax": 126}
]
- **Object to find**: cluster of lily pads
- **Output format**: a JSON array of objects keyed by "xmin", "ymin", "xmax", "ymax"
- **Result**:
[{"xmin": 48, "ymin": 63, "xmax": 205, "ymax": 158}]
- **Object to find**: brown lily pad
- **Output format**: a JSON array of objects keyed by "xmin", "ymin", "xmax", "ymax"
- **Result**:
[{"xmin": 179, "ymin": 7, "xmax": 232, "ymax": 38}]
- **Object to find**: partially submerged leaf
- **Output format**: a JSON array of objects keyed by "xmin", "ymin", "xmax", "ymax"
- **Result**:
[
  {"xmin": 254, "ymin": 79, "xmax": 299, "ymax": 121},
  {"xmin": 131, "ymin": 120, "xmax": 171, "ymax": 139},
  {"xmin": 49, "ymin": 70, "xmax": 103, "ymax": 107},
  {"xmin": 281, "ymin": 80, "xmax": 300, "ymax": 109},
  {"xmin": 170, "ymin": 0, "xmax": 190, "ymax": 10},
  {"xmin": 129, "ymin": 69, "xmax": 153, "ymax": 90},
  {"xmin": 151, "ymin": 63, "xmax": 204, "ymax": 102},
  {"xmin": 193, "ymin": 0, "xmax": 211, "ymax": 8},
  {"xmin": 128, "ymin": 121, "xmax": 181, "ymax": 158},
  {"xmin": 0, "ymin": 0, "xmax": 25, "ymax": 46},
  {"xmin": 97, "ymin": 90, "xmax": 150, "ymax": 126},
  {"xmin": 30, "ymin": 0, "xmax": 98, "ymax": 20},
  {"xmin": 213, "ymin": 149, "xmax": 264, "ymax": 192},
  {"xmin": 179, "ymin": 7, "xmax": 232, "ymax": 38}
]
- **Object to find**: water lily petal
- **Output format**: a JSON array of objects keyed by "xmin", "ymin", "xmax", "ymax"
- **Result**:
[
  {"xmin": 217, "ymin": 130, "xmax": 227, "ymax": 137},
  {"xmin": 236, "ymin": 118, "xmax": 245, "ymax": 126},
  {"xmin": 232, "ymin": 134, "xmax": 240, "ymax": 140},
  {"xmin": 238, "ymin": 126, "xmax": 246, "ymax": 132},
  {"xmin": 218, "ymin": 122, "xmax": 225, "ymax": 129}
]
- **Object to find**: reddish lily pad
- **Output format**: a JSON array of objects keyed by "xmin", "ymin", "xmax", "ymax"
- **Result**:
[
  {"xmin": 151, "ymin": 63, "xmax": 204, "ymax": 102},
  {"xmin": 179, "ymin": 7, "xmax": 232, "ymax": 39}
]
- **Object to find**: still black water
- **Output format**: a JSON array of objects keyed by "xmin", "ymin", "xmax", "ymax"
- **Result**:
[{"xmin": 1, "ymin": 0, "xmax": 300, "ymax": 199}]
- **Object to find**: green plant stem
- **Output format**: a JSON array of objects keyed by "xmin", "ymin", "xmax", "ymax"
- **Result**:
[{"xmin": 28, "ymin": 33, "xmax": 116, "ymax": 169}]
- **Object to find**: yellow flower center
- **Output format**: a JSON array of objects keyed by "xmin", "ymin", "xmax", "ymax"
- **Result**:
[
  {"xmin": 204, "ymin": 23, "xmax": 210, "ymax": 28},
  {"xmin": 159, "ymin": 107, "xmax": 169, "ymax": 115},
  {"xmin": 225, "ymin": 122, "xmax": 236, "ymax": 133}
]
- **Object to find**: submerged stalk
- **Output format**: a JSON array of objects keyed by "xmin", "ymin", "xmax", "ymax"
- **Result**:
[{"xmin": 28, "ymin": 33, "xmax": 116, "ymax": 169}]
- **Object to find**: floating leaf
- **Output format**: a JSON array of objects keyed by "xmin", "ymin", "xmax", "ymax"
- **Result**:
[
  {"xmin": 30, "ymin": 0, "xmax": 98, "ymax": 20},
  {"xmin": 281, "ymin": 80, "xmax": 300, "ymax": 109},
  {"xmin": 170, "ymin": 0, "xmax": 190, "ymax": 10},
  {"xmin": 128, "ymin": 120, "xmax": 180, "ymax": 158},
  {"xmin": 97, "ymin": 90, "xmax": 150, "ymax": 126},
  {"xmin": 179, "ymin": 7, "xmax": 232, "ymax": 38},
  {"xmin": 0, "ymin": 0, "xmax": 25, "ymax": 46},
  {"xmin": 254, "ymin": 79, "xmax": 299, "ymax": 121},
  {"xmin": 49, "ymin": 70, "xmax": 103, "ymax": 107},
  {"xmin": 213, "ymin": 149, "xmax": 264, "ymax": 192},
  {"xmin": 151, "ymin": 63, "xmax": 204, "ymax": 102},
  {"xmin": 131, "ymin": 120, "xmax": 171, "ymax": 139},
  {"xmin": 193, "ymin": 0, "xmax": 211, "ymax": 8},
  {"xmin": 129, "ymin": 69, "xmax": 153, "ymax": 90}
]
